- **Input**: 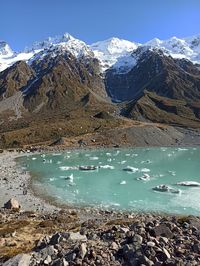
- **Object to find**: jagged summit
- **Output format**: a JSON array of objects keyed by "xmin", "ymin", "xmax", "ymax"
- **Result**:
[{"xmin": 0, "ymin": 41, "xmax": 13, "ymax": 57}]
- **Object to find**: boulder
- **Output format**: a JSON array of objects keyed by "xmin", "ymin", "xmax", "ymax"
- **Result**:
[
  {"xmin": 3, "ymin": 254, "xmax": 31, "ymax": 266},
  {"xmin": 4, "ymin": 198, "xmax": 21, "ymax": 210},
  {"xmin": 68, "ymin": 232, "xmax": 87, "ymax": 242},
  {"xmin": 152, "ymin": 224, "xmax": 174, "ymax": 238}
]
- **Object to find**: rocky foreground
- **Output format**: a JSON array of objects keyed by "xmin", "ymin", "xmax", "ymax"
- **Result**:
[{"xmin": 1, "ymin": 206, "xmax": 200, "ymax": 266}]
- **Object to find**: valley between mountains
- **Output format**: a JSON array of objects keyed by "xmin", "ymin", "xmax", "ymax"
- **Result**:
[{"xmin": 1, "ymin": 33, "xmax": 200, "ymax": 148}]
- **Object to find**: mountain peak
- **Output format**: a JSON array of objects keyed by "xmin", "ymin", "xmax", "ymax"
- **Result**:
[
  {"xmin": 90, "ymin": 37, "xmax": 139, "ymax": 72},
  {"xmin": 0, "ymin": 41, "xmax": 14, "ymax": 57}
]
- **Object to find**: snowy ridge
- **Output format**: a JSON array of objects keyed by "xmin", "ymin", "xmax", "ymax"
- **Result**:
[
  {"xmin": 0, "ymin": 33, "xmax": 92, "ymax": 72},
  {"xmin": 144, "ymin": 35, "xmax": 200, "ymax": 63},
  {"xmin": 0, "ymin": 33, "xmax": 200, "ymax": 73}
]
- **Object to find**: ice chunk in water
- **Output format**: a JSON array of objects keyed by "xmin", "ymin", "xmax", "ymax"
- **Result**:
[
  {"xmin": 60, "ymin": 166, "xmax": 78, "ymax": 170},
  {"xmin": 120, "ymin": 180, "xmax": 126, "ymax": 185},
  {"xmin": 141, "ymin": 168, "xmax": 150, "ymax": 173},
  {"xmin": 136, "ymin": 174, "xmax": 150, "ymax": 181},
  {"xmin": 123, "ymin": 166, "xmax": 139, "ymax": 173},
  {"xmin": 176, "ymin": 181, "xmax": 200, "ymax": 187},
  {"xmin": 100, "ymin": 165, "xmax": 115, "ymax": 169},
  {"xmin": 90, "ymin": 156, "xmax": 99, "ymax": 160}
]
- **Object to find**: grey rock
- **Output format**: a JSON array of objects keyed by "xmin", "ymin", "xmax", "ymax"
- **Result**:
[
  {"xmin": 79, "ymin": 243, "xmax": 87, "ymax": 259},
  {"xmin": 132, "ymin": 234, "xmax": 143, "ymax": 246},
  {"xmin": 152, "ymin": 224, "xmax": 174, "ymax": 238},
  {"xmin": 67, "ymin": 232, "xmax": 87, "ymax": 242},
  {"xmin": 193, "ymin": 243, "xmax": 200, "ymax": 253},
  {"xmin": 44, "ymin": 255, "xmax": 52, "ymax": 265},
  {"xmin": 147, "ymin": 241, "xmax": 155, "ymax": 247},
  {"xmin": 3, "ymin": 254, "xmax": 31, "ymax": 266}
]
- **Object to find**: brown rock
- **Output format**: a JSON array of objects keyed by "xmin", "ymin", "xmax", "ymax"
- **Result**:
[{"xmin": 4, "ymin": 198, "xmax": 21, "ymax": 210}]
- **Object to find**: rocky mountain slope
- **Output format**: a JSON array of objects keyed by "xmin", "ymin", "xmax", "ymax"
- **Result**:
[{"xmin": 0, "ymin": 33, "xmax": 200, "ymax": 147}]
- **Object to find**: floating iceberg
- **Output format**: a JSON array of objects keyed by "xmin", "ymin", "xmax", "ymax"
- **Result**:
[
  {"xmin": 123, "ymin": 166, "xmax": 139, "ymax": 173},
  {"xmin": 176, "ymin": 181, "xmax": 200, "ymax": 187},
  {"xmin": 137, "ymin": 174, "xmax": 150, "ymax": 181},
  {"xmin": 152, "ymin": 184, "xmax": 180, "ymax": 194}
]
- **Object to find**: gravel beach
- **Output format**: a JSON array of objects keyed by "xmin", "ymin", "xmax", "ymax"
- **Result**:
[{"xmin": 0, "ymin": 151, "xmax": 59, "ymax": 213}]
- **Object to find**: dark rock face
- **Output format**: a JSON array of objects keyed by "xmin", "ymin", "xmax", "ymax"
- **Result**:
[
  {"xmin": 105, "ymin": 48, "xmax": 200, "ymax": 102},
  {"xmin": 0, "ymin": 61, "xmax": 35, "ymax": 99}
]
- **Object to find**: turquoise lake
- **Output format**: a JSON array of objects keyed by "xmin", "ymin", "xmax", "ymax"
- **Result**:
[{"xmin": 19, "ymin": 147, "xmax": 200, "ymax": 216}]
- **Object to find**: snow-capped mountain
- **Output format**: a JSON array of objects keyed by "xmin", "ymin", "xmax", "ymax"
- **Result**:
[
  {"xmin": 90, "ymin": 37, "xmax": 139, "ymax": 72},
  {"xmin": 0, "ymin": 33, "xmax": 93, "ymax": 72},
  {"xmin": 144, "ymin": 35, "xmax": 200, "ymax": 63},
  {"xmin": 0, "ymin": 33, "xmax": 200, "ymax": 74}
]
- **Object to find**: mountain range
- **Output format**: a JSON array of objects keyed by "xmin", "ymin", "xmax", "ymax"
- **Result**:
[{"xmin": 0, "ymin": 33, "xmax": 200, "ymax": 147}]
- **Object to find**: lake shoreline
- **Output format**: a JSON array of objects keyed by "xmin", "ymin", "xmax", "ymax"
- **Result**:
[
  {"xmin": 1, "ymin": 147, "xmax": 200, "ymax": 265},
  {"xmin": 1, "ymin": 146, "xmax": 200, "ymax": 216}
]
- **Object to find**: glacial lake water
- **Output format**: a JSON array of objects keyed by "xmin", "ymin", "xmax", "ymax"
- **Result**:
[{"xmin": 18, "ymin": 147, "xmax": 200, "ymax": 216}]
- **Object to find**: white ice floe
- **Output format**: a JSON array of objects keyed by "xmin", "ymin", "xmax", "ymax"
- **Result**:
[
  {"xmin": 99, "ymin": 165, "xmax": 115, "ymax": 169},
  {"xmin": 119, "ymin": 160, "xmax": 127, "ymax": 164},
  {"xmin": 89, "ymin": 156, "xmax": 99, "ymax": 160},
  {"xmin": 43, "ymin": 159, "xmax": 52, "ymax": 164},
  {"xmin": 176, "ymin": 181, "xmax": 200, "ymax": 187},
  {"xmin": 123, "ymin": 166, "xmax": 139, "ymax": 173},
  {"xmin": 114, "ymin": 150, "xmax": 120, "ymax": 156},
  {"xmin": 59, "ymin": 166, "xmax": 78, "ymax": 170},
  {"xmin": 120, "ymin": 180, "xmax": 127, "ymax": 185},
  {"xmin": 177, "ymin": 148, "xmax": 188, "ymax": 151},
  {"xmin": 131, "ymin": 154, "xmax": 138, "ymax": 157},
  {"xmin": 168, "ymin": 170, "xmax": 176, "ymax": 176},
  {"xmin": 32, "ymin": 157, "xmax": 37, "ymax": 160},
  {"xmin": 136, "ymin": 173, "xmax": 151, "ymax": 181},
  {"xmin": 141, "ymin": 168, "xmax": 150, "ymax": 173}
]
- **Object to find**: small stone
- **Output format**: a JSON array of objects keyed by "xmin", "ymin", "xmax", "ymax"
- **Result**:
[
  {"xmin": 133, "ymin": 234, "xmax": 143, "ymax": 245},
  {"xmin": 111, "ymin": 242, "xmax": 119, "ymax": 250},
  {"xmin": 147, "ymin": 241, "xmax": 155, "ymax": 247},
  {"xmin": 44, "ymin": 255, "xmax": 52, "ymax": 265},
  {"xmin": 193, "ymin": 243, "xmax": 200, "ymax": 253},
  {"xmin": 79, "ymin": 243, "xmax": 87, "ymax": 259},
  {"xmin": 120, "ymin": 227, "xmax": 129, "ymax": 234},
  {"xmin": 163, "ymin": 247, "xmax": 171, "ymax": 259},
  {"xmin": 160, "ymin": 236, "xmax": 169, "ymax": 244}
]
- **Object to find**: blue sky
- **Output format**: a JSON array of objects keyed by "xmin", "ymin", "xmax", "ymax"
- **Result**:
[{"xmin": 1, "ymin": 0, "xmax": 200, "ymax": 51}]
